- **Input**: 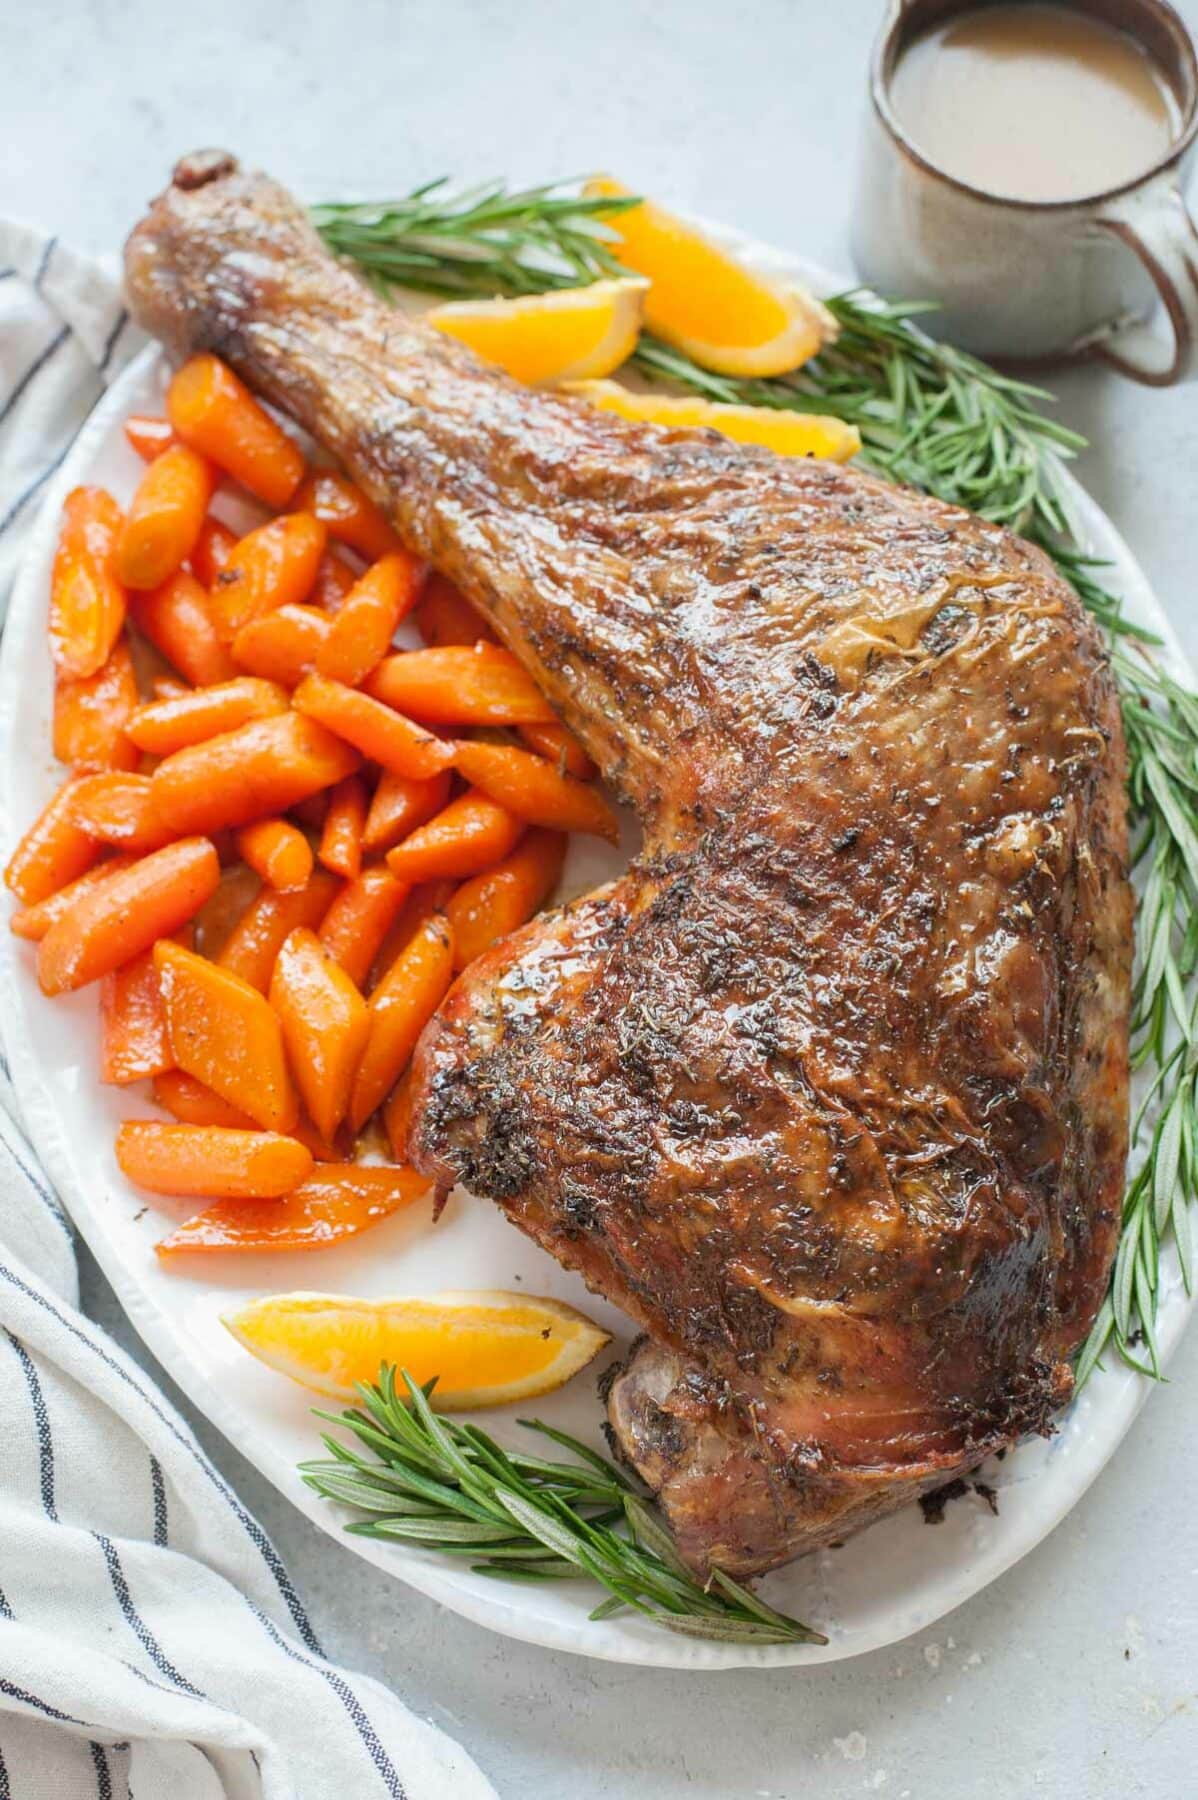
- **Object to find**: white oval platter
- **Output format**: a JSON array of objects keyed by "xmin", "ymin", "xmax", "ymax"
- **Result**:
[{"xmin": 0, "ymin": 224, "xmax": 1191, "ymax": 1670}]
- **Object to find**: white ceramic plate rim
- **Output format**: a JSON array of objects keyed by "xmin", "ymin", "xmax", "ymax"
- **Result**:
[{"xmin": 1, "ymin": 230, "xmax": 1191, "ymax": 1671}]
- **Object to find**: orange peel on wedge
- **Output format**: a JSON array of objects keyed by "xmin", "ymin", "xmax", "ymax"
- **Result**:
[
  {"xmin": 426, "ymin": 278, "xmax": 648, "ymax": 386},
  {"xmin": 222, "ymin": 1288, "xmax": 611, "ymax": 1407},
  {"xmin": 585, "ymin": 176, "xmax": 837, "ymax": 378},
  {"xmin": 563, "ymin": 380, "xmax": 860, "ymax": 462}
]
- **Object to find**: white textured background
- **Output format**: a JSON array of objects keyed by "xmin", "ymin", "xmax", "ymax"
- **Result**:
[{"xmin": 4, "ymin": 2, "xmax": 1198, "ymax": 1794}]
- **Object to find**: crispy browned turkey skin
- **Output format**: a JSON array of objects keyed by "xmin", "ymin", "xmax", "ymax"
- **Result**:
[{"xmin": 125, "ymin": 153, "xmax": 1132, "ymax": 1577}]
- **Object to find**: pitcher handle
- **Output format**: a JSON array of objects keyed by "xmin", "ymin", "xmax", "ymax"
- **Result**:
[{"xmin": 1089, "ymin": 178, "xmax": 1198, "ymax": 386}]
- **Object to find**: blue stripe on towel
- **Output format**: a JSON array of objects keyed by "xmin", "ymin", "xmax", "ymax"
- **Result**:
[
  {"xmin": 93, "ymin": 1531, "xmax": 204, "ymax": 1699},
  {"xmin": 5, "ymin": 1328, "xmax": 56, "ymax": 1519},
  {"xmin": 0, "ymin": 325, "xmax": 70, "ymax": 428}
]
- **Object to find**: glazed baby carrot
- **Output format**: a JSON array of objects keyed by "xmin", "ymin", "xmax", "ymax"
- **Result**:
[
  {"xmin": 292, "ymin": 470, "xmax": 403, "ymax": 562},
  {"xmin": 5, "ymin": 776, "xmax": 101, "ymax": 904},
  {"xmin": 414, "ymin": 572, "xmax": 495, "ymax": 647},
  {"xmin": 236, "ymin": 817, "xmax": 314, "ymax": 892},
  {"xmin": 384, "ymin": 789, "xmax": 524, "ymax": 883},
  {"xmin": 366, "ymin": 644, "xmax": 554, "ymax": 726},
  {"xmin": 116, "ymin": 1122, "xmax": 312, "ymax": 1199},
  {"xmin": 130, "ymin": 570, "xmax": 238, "ymax": 688},
  {"xmin": 189, "ymin": 515, "xmax": 237, "ymax": 587},
  {"xmin": 126, "ymin": 676, "xmax": 289, "ymax": 756},
  {"xmin": 167, "ymin": 353, "xmax": 305, "ymax": 508},
  {"xmin": 349, "ymin": 913, "xmax": 455, "ymax": 1130},
  {"xmin": 317, "ymin": 865, "xmax": 410, "ymax": 989},
  {"xmin": 230, "ymin": 604, "xmax": 332, "ymax": 687},
  {"xmin": 155, "ymin": 1164, "xmax": 427, "ymax": 1258},
  {"xmin": 153, "ymin": 678, "xmax": 191, "ymax": 701},
  {"xmin": 292, "ymin": 672, "xmax": 455, "ymax": 779},
  {"xmin": 317, "ymin": 774, "xmax": 366, "ymax": 880},
  {"xmin": 53, "ymin": 636, "xmax": 140, "ymax": 772},
  {"xmin": 99, "ymin": 924, "xmax": 193, "ymax": 1085},
  {"xmin": 317, "ymin": 553, "xmax": 424, "ymax": 686},
  {"xmin": 453, "ymin": 739, "xmax": 619, "ymax": 842},
  {"xmin": 361, "ymin": 769, "xmax": 452, "ymax": 855},
  {"xmin": 116, "ymin": 443, "xmax": 216, "ymax": 590},
  {"xmin": 517, "ymin": 719, "xmax": 596, "ymax": 781},
  {"xmin": 383, "ymin": 1069, "xmax": 413, "ymax": 1163},
  {"xmin": 37, "ymin": 837, "xmax": 219, "ymax": 996},
  {"xmin": 154, "ymin": 938, "xmax": 296, "ymax": 1131},
  {"xmin": 49, "ymin": 486, "xmax": 127, "ymax": 679},
  {"xmin": 151, "ymin": 1069, "xmax": 257, "ymax": 1130},
  {"xmin": 151, "ymin": 711, "xmax": 359, "ymax": 836},
  {"xmin": 123, "ymin": 415, "xmax": 177, "ymax": 461},
  {"xmin": 311, "ymin": 551, "xmax": 358, "ymax": 611},
  {"xmin": 446, "ymin": 829, "xmax": 566, "ymax": 969},
  {"xmin": 367, "ymin": 878, "xmax": 457, "ymax": 993},
  {"xmin": 217, "ymin": 865, "xmax": 341, "ymax": 992},
  {"xmin": 65, "ymin": 772, "xmax": 171, "ymax": 854},
  {"xmin": 9, "ymin": 856, "xmax": 134, "ymax": 942},
  {"xmin": 209, "ymin": 513, "xmax": 328, "ymax": 640},
  {"xmin": 270, "ymin": 927, "xmax": 370, "ymax": 1142}
]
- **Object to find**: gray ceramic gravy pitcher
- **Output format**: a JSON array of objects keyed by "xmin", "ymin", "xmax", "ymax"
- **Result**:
[{"xmin": 852, "ymin": 0, "xmax": 1198, "ymax": 383}]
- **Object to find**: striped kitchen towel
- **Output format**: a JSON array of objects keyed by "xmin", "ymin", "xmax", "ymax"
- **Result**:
[{"xmin": 0, "ymin": 225, "xmax": 496, "ymax": 1800}]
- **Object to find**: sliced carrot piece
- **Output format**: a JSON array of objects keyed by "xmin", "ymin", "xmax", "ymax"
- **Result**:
[
  {"xmin": 155, "ymin": 1163, "xmax": 427, "ymax": 1257},
  {"xmin": 49, "ymin": 487, "xmax": 127, "ymax": 679},
  {"xmin": 350, "ymin": 914, "xmax": 455, "ymax": 1130},
  {"xmin": 217, "ymin": 866, "xmax": 341, "ymax": 992},
  {"xmin": 385, "ymin": 788, "xmax": 524, "ymax": 883},
  {"xmin": 130, "ymin": 570, "xmax": 238, "ymax": 688},
  {"xmin": 116, "ymin": 1122, "xmax": 312, "ymax": 1198},
  {"xmin": 124, "ymin": 415, "xmax": 178, "ymax": 461},
  {"xmin": 292, "ymin": 470, "xmax": 404, "ymax": 562},
  {"xmin": 167, "ymin": 353, "xmax": 305, "ymax": 508},
  {"xmin": 367, "ymin": 879, "xmax": 457, "ymax": 993},
  {"xmin": 231, "ymin": 603, "xmax": 332, "ymax": 687},
  {"xmin": 155, "ymin": 939, "xmax": 296, "ymax": 1131},
  {"xmin": 10, "ymin": 856, "xmax": 134, "ymax": 942},
  {"xmin": 65, "ymin": 772, "xmax": 171, "ymax": 854},
  {"xmin": 5, "ymin": 777, "xmax": 101, "ymax": 904},
  {"xmin": 37, "ymin": 838, "xmax": 219, "ymax": 996},
  {"xmin": 453, "ymin": 739, "xmax": 619, "ymax": 841},
  {"xmin": 53, "ymin": 636, "xmax": 140, "ymax": 772},
  {"xmin": 361, "ymin": 770, "xmax": 452, "ymax": 857},
  {"xmin": 366, "ymin": 644, "xmax": 554, "ymax": 726},
  {"xmin": 151, "ymin": 711, "xmax": 359, "ymax": 837},
  {"xmin": 292, "ymin": 672, "xmax": 454, "ymax": 779},
  {"xmin": 209, "ymin": 513, "xmax": 327, "ymax": 640},
  {"xmin": 317, "ymin": 865, "xmax": 411, "ymax": 989},
  {"xmin": 517, "ymin": 719, "xmax": 596, "ymax": 781},
  {"xmin": 414, "ymin": 572, "xmax": 495, "ymax": 647},
  {"xmin": 317, "ymin": 774, "xmax": 366, "ymax": 880},
  {"xmin": 116, "ymin": 444, "xmax": 216, "ymax": 590},
  {"xmin": 236, "ymin": 817, "xmax": 314, "ymax": 892},
  {"xmin": 270, "ymin": 927, "xmax": 370, "ymax": 1142},
  {"xmin": 190, "ymin": 515, "xmax": 237, "ymax": 587},
  {"xmin": 153, "ymin": 677, "xmax": 190, "ymax": 701},
  {"xmin": 99, "ymin": 923, "xmax": 194, "ymax": 1085},
  {"xmin": 127, "ymin": 677, "xmax": 289, "ymax": 756},
  {"xmin": 383, "ymin": 1069, "xmax": 414, "ymax": 1163},
  {"xmin": 311, "ymin": 552, "xmax": 358, "ymax": 611},
  {"xmin": 151, "ymin": 1069, "xmax": 257, "ymax": 1130},
  {"xmin": 446, "ymin": 829, "xmax": 566, "ymax": 969},
  {"xmin": 316, "ymin": 552, "xmax": 424, "ymax": 687}
]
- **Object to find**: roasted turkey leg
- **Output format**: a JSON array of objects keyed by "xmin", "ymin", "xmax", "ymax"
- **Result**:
[{"xmin": 125, "ymin": 154, "xmax": 1131, "ymax": 1576}]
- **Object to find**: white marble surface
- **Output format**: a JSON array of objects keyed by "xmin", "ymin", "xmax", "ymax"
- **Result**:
[{"xmin": 5, "ymin": 1, "xmax": 1198, "ymax": 1793}]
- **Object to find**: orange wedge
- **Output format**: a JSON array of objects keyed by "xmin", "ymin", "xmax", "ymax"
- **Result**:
[
  {"xmin": 426, "ymin": 278, "xmax": 648, "ymax": 385},
  {"xmin": 564, "ymin": 381, "xmax": 860, "ymax": 461},
  {"xmin": 585, "ymin": 177, "xmax": 837, "ymax": 378},
  {"xmin": 222, "ymin": 1289, "xmax": 611, "ymax": 1407}
]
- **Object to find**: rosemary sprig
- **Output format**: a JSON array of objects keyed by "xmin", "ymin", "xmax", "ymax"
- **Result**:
[
  {"xmin": 314, "ymin": 178, "xmax": 1198, "ymax": 1382},
  {"xmin": 300, "ymin": 1366, "xmax": 825, "ymax": 1647}
]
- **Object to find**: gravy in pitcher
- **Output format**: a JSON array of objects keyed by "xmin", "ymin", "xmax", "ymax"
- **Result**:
[{"xmin": 889, "ymin": 3, "xmax": 1180, "ymax": 202}]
